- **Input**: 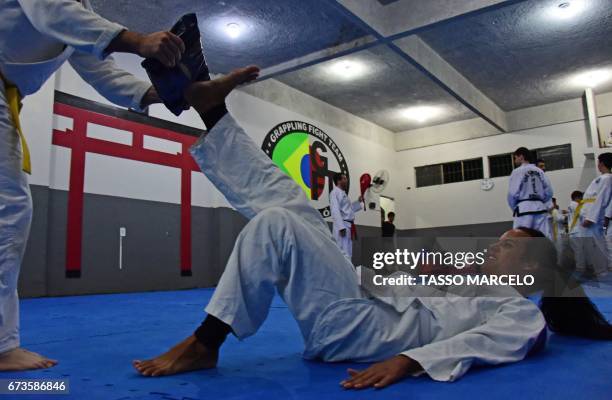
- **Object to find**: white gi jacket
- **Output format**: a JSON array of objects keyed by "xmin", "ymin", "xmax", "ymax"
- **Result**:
[
  {"xmin": 581, "ymin": 173, "xmax": 612, "ymax": 234},
  {"xmin": 330, "ymin": 185, "xmax": 361, "ymax": 234},
  {"xmin": 0, "ymin": 0, "xmax": 150, "ymax": 109},
  {"xmin": 507, "ymin": 163, "xmax": 553, "ymax": 216}
]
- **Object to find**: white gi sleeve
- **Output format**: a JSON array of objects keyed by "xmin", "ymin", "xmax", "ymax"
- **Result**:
[
  {"xmin": 541, "ymin": 172, "xmax": 554, "ymax": 203},
  {"xmin": 400, "ymin": 297, "xmax": 546, "ymax": 382},
  {"xmin": 330, "ymin": 189, "xmax": 345, "ymax": 233},
  {"xmin": 351, "ymin": 199, "xmax": 363, "ymax": 214},
  {"xmin": 585, "ymin": 178, "xmax": 612, "ymax": 223},
  {"xmin": 17, "ymin": 0, "xmax": 125, "ymax": 59},
  {"xmin": 606, "ymin": 197, "xmax": 612, "ymax": 219},
  {"xmin": 68, "ymin": 51, "xmax": 151, "ymax": 111},
  {"xmin": 507, "ymin": 169, "xmax": 521, "ymax": 210}
]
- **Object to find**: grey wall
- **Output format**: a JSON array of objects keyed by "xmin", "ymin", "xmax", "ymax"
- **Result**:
[{"xmin": 19, "ymin": 185, "xmax": 247, "ymax": 298}]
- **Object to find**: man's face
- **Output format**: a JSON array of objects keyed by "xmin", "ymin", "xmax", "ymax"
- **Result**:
[
  {"xmin": 513, "ymin": 154, "xmax": 523, "ymax": 166},
  {"xmin": 483, "ymin": 229, "xmax": 536, "ymax": 276},
  {"xmin": 388, "ymin": 214, "xmax": 395, "ymax": 223},
  {"xmin": 337, "ymin": 175, "xmax": 348, "ymax": 191},
  {"xmin": 537, "ymin": 162, "xmax": 546, "ymax": 171}
]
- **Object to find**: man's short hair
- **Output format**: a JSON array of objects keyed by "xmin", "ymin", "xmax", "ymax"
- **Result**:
[
  {"xmin": 598, "ymin": 152, "xmax": 612, "ymax": 169},
  {"xmin": 388, "ymin": 212, "xmax": 395, "ymax": 218},
  {"xmin": 571, "ymin": 190, "xmax": 583, "ymax": 201},
  {"xmin": 333, "ymin": 173, "xmax": 346, "ymax": 185},
  {"xmin": 513, "ymin": 147, "xmax": 532, "ymax": 162},
  {"xmin": 536, "ymin": 159, "xmax": 545, "ymax": 165}
]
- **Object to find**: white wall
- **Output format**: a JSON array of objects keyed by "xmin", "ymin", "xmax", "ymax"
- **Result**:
[
  {"xmin": 394, "ymin": 117, "xmax": 612, "ymax": 230},
  {"xmin": 23, "ymin": 53, "xmax": 398, "ymax": 228}
]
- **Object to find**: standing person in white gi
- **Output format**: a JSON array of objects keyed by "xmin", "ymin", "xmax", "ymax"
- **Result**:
[
  {"xmin": 330, "ymin": 172, "xmax": 363, "ymax": 261},
  {"xmin": 0, "ymin": 0, "xmax": 189, "ymax": 371},
  {"xmin": 605, "ymin": 194, "xmax": 612, "ymax": 271},
  {"xmin": 579, "ymin": 152, "xmax": 612, "ymax": 278},
  {"xmin": 567, "ymin": 191, "xmax": 587, "ymax": 272},
  {"xmin": 507, "ymin": 147, "xmax": 554, "ymax": 239},
  {"xmin": 549, "ymin": 198, "xmax": 567, "ymax": 262}
]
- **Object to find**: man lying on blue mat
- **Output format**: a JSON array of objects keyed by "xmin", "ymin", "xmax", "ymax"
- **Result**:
[{"xmin": 133, "ymin": 67, "xmax": 611, "ymax": 388}]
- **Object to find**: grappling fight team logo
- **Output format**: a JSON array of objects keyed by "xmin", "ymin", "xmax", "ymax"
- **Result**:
[{"xmin": 262, "ymin": 121, "xmax": 349, "ymax": 218}]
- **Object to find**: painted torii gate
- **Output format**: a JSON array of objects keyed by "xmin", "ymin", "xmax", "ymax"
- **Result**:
[{"xmin": 52, "ymin": 92, "xmax": 202, "ymax": 278}]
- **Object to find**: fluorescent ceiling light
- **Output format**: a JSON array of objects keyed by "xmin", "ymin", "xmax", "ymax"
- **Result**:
[
  {"xmin": 549, "ymin": 1, "xmax": 585, "ymax": 19},
  {"xmin": 225, "ymin": 22, "xmax": 242, "ymax": 39},
  {"xmin": 571, "ymin": 69, "xmax": 611, "ymax": 88},
  {"xmin": 327, "ymin": 60, "xmax": 368, "ymax": 80},
  {"xmin": 402, "ymin": 106, "xmax": 443, "ymax": 123}
]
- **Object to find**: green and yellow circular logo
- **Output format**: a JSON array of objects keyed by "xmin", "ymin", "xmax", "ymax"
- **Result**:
[{"xmin": 262, "ymin": 121, "xmax": 349, "ymax": 218}]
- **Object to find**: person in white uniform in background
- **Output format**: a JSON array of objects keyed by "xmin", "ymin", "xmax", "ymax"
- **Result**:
[
  {"xmin": 330, "ymin": 172, "xmax": 363, "ymax": 261},
  {"xmin": 508, "ymin": 147, "xmax": 554, "ymax": 239},
  {"xmin": 548, "ymin": 197, "xmax": 567, "ymax": 262},
  {"xmin": 0, "ymin": 0, "xmax": 188, "ymax": 371},
  {"xmin": 567, "ymin": 191, "xmax": 587, "ymax": 272},
  {"xmin": 605, "ymin": 197, "xmax": 612, "ymax": 271},
  {"xmin": 580, "ymin": 153, "xmax": 612, "ymax": 278},
  {"xmin": 132, "ymin": 76, "xmax": 612, "ymax": 387}
]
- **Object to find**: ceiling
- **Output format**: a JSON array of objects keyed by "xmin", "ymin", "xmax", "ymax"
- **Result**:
[
  {"xmin": 90, "ymin": 0, "xmax": 612, "ymax": 134},
  {"xmin": 419, "ymin": 0, "xmax": 612, "ymax": 111}
]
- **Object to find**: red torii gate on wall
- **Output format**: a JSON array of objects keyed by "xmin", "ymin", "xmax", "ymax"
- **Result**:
[{"xmin": 51, "ymin": 92, "xmax": 202, "ymax": 278}]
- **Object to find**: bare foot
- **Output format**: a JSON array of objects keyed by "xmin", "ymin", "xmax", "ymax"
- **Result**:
[
  {"xmin": 0, "ymin": 348, "xmax": 58, "ymax": 371},
  {"xmin": 132, "ymin": 335, "xmax": 218, "ymax": 377},
  {"xmin": 184, "ymin": 65, "xmax": 260, "ymax": 114}
]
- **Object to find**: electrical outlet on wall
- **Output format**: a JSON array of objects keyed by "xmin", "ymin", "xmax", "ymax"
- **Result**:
[{"xmin": 120, "ymin": 227, "xmax": 127, "ymax": 237}]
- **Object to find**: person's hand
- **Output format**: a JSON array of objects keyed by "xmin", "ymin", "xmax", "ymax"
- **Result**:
[
  {"xmin": 138, "ymin": 31, "xmax": 185, "ymax": 67},
  {"xmin": 340, "ymin": 355, "xmax": 422, "ymax": 390},
  {"xmin": 339, "ymin": 229, "xmax": 347, "ymax": 237},
  {"xmin": 140, "ymin": 86, "xmax": 161, "ymax": 108},
  {"xmin": 358, "ymin": 195, "xmax": 364, "ymax": 203},
  {"xmin": 582, "ymin": 219, "xmax": 594, "ymax": 228}
]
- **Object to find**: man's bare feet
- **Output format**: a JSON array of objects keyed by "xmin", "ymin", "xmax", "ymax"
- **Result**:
[
  {"xmin": 0, "ymin": 348, "xmax": 58, "ymax": 371},
  {"xmin": 132, "ymin": 335, "xmax": 218, "ymax": 377},
  {"xmin": 184, "ymin": 65, "xmax": 260, "ymax": 114}
]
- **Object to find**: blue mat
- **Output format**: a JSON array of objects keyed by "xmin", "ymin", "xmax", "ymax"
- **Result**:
[{"xmin": 1, "ymin": 287, "xmax": 611, "ymax": 400}]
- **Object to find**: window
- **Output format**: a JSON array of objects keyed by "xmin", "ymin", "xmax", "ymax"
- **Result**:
[
  {"xmin": 535, "ymin": 144, "xmax": 573, "ymax": 171},
  {"xmin": 415, "ymin": 164, "xmax": 442, "ymax": 188},
  {"xmin": 488, "ymin": 144, "xmax": 573, "ymax": 177},
  {"xmin": 463, "ymin": 158, "xmax": 485, "ymax": 181},
  {"xmin": 488, "ymin": 153, "xmax": 514, "ymax": 178},
  {"xmin": 442, "ymin": 161, "xmax": 463, "ymax": 184},
  {"xmin": 415, "ymin": 158, "xmax": 483, "ymax": 188}
]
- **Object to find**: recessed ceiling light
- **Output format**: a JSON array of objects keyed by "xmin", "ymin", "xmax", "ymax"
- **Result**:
[
  {"xmin": 550, "ymin": 0, "xmax": 585, "ymax": 19},
  {"xmin": 402, "ymin": 106, "xmax": 443, "ymax": 123},
  {"xmin": 571, "ymin": 69, "xmax": 611, "ymax": 88},
  {"xmin": 225, "ymin": 23, "xmax": 241, "ymax": 39},
  {"xmin": 328, "ymin": 60, "xmax": 368, "ymax": 80}
]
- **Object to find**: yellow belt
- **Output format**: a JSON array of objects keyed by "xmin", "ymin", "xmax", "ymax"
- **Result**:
[
  {"xmin": 1, "ymin": 73, "xmax": 31, "ymax": 174},
  {"xmin": 570, "ymin": 198, "xmax": 596, "ymax": 231}
]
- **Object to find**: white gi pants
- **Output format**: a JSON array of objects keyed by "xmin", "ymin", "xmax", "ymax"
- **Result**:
[
  {"xmin": 332, "ymin": 226, "xmax": 353, "ymax": 260},
  {"xmin": 512, "ymin": 213, "xmax": 551, "ymax": 239},
  {"xmin": 0, "ymin": 80, "xmax": 32, "ymax": 354},
  {"xmin": 606, "ymin": 228, "xmax": 612, "ymax": 271}
]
